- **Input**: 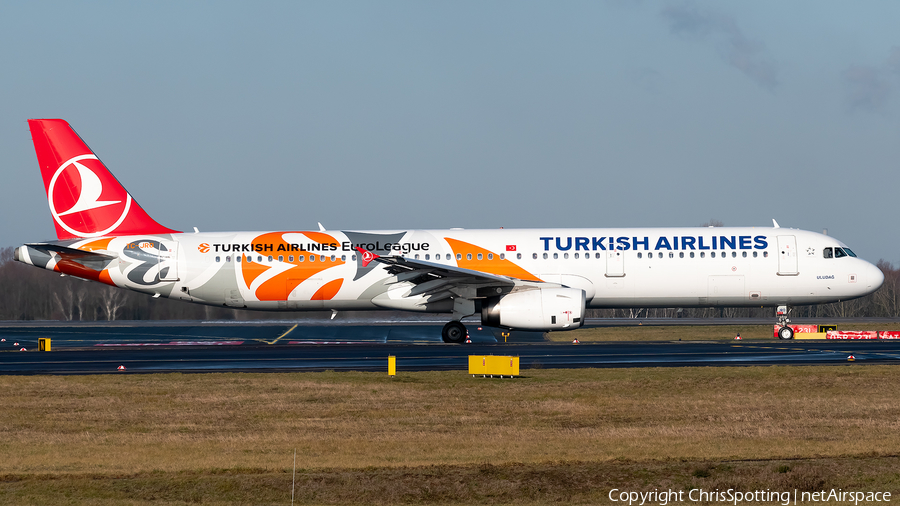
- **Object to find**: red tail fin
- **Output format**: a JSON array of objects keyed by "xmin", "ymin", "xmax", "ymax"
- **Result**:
[{"xmin": 28, "ymin": 119, "xmax": 179, "ymax": 240}]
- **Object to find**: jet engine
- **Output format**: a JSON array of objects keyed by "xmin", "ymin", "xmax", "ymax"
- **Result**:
[{"xmin": 481, "ymin": 287, "xmax": 585, "ymax": 331}]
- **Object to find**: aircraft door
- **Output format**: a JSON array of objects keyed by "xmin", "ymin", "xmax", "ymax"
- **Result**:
[
  {"xmin": 158, "ymin": 241, "xmax": 179, "ymax": 281},
  {"xmin": 606, "ymin": 250, "xmax": 625, "ymax": 277},
  {"xmin": 776, "ymin": 235, "xmax": 798, "ymax": 276},
  {"xmin": 708, "ymin": 275, "xmax": 745, "ymax": 305}
]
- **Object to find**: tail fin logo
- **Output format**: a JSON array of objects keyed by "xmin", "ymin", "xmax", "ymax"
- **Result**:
[{"xmin": 48, "ymin": 154, "xmax": 133, "ymax": 238}]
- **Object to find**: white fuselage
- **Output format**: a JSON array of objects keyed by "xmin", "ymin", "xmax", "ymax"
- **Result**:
[{"xmin": 20, "ymin": 226, "xmax": 883, "ymax": 314}]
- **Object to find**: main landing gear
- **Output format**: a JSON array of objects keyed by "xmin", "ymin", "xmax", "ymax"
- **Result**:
[
  {"xmin": 776, "ymin": 305, "xmax": 794, "ymax": 340},
  {"xmin": 441, "ymin": 321, "xmax": 467, "ymax": 344}
]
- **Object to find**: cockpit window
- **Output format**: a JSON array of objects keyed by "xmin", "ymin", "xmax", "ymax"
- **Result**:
[
  {"xmin": 844, "ymin": 248, "xmax": 857, "ymax": 257},
  {"xmin": 834, "ymin": 247, "xmax": 847, "ymax": 258},
  {"xmin": 823, "ymin": 247, "xmax": 833, "ymax": 259}
]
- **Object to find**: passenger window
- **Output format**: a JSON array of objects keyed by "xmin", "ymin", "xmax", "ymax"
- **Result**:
[
  {"xmin": 533, "ymin": 253, "xmax": 537, "ymax": 259},
  {"xmin": 637, "ymin": 252, "xmax": 642, "ymax": 259},
  {"xmin": 352, "ymin": 255, "xmax": 357, "ymax": 261},
  {"xmin": 446, "ymin": 254, "xmax": 452, "ymax": 260},
  {"xmin": 574, "ymin": 253, "xmax": 579, "ymax": 259},
  {"xmin": 563, "ymin": 253, "xmax": 568, "ymax": 259},
  {"xmin": 477, "ymin": 253, "xmax": 482, "ymax": 260},
  {"xmin": 278, "ymin": 255, "xmax": 283, "ymax": 262},
  {"xmin": 310, "ymin": 255, "xmax": 315, "ymax": 262},
  {"xmin": 341, "ymin": 255, "xmax": 346, "ymax": 261},
  {"xmin": 763, "ymin": 251, "xmax": 768, "ymax": 258},
  {"xmin": 834, "ymin": 248, "xmax": 847, "ymax": 258},
  {"xmin": 267, "ymin": 255, "xmax": 273, "ymax": 262},
  {"xmin": 595, "ymin": 253, "xmax": 601, "ymax": 259},
  {"xmin": 647, "ymin": 252, "xmax": 652, "ymax": 258},
  {"xmin": 488, "ymin": 253, "xmax": 493, "ymax": 260},
  {"xmin": 669, "ymin": 252, "xmax": 674, "ymax": 258},
  {"xmin": 700, "ymin": 252, "xmax": 705, "ymax": 258},
  {"xmin": 742, "ymin": 251, "xmax": 747, "ymax": 258},
  {"xmin": 543, "ymin": 253, "xmax": 548, "ymax": 259},
  {"xmin": 258, "ymin": 256, "xmax": 263, "ymax": 262},
  {"xmin": 691, "ymin": 252, "xmax": 696, "ymax": 258},
  {"xmin": 732, "ymin": 252, "xmax": 737, "ymax": 258},
  {"xmin": 236, "ymin": 256, "xmax": 241, "ymax": 263},
  {"xmin": 298, "ymin": 255, "xmax": 304, "ymax": 262},
  {"xmin": 246, "ymin": 256, "xmax": 252, "ymax": 263},
  {"xmin": 321, "ymin": 255, "xmax": 326, "ymax": 262},
  {"xmin": 467, "ymin": 253, "xmax": 473, "ymax": 260},
  {"xmin": 753, "ymin": 251, "xmax": 758, "ymax": 258},
  {"xmin": 456, "ymin": 253, "xmax": 462, "ymax": 261},
  {"xmin": 289, "ymin": 255, "xmax": 294, "ymax": 262},
  {"xmin": 215, "ymin": 256, "xmax": 220, "ymax": 262},
  {"xmin": 553, "ymin": 253, "xmax": 558, "ymax": 259},
  {"xmin": 425, "ymin": 254, "xmax": 430, "ymax": 260},
  {"xmin": 710, "ymin": 252, "xmax": 715, "ymax": 258},
  {"xmin": 679, "ymin": 252, "xmax": 684, "ymax": 258},
  {"xmin": 226, "ymin": 256, "xmax": 231, "ymax": 262}
]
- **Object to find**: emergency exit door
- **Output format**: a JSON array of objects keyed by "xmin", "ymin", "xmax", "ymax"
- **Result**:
[{"xmin": 606, "ymin": 250, "xmax": 624, "ymax": 277}]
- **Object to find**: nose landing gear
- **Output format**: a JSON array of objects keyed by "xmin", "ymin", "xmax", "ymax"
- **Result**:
[{"xmin": 776, "ymin": 305, "xmax": 794, "ymax": 340}]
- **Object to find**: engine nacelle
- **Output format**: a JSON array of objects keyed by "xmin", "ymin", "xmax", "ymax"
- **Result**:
[{"xmin": 481, "ymin": 287, "xmax": 585, "ymax": 331}]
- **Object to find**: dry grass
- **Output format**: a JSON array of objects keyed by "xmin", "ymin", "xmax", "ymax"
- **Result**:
[
  {"xmin": 556, "ymin": 323, "xmax": 900, "ymax": 341},
  {"xmin": 2, "ymin": 457, "xmax": 900, "ymax": 505},
  {"xmin": 3, "ymin": 365, "xmax": 900, "ymax": 503}
]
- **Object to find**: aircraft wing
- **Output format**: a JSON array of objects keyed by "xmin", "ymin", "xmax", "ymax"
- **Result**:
[
  {"xmin": 371, "ymin": 255, "xmax": 553, "ymax": 316},
  {"xmin": 374, "ymin": 256, "xmax": 518, "ymax": 287}
]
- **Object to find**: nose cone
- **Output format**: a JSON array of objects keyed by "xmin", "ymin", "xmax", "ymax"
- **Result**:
[{"xmin": 867, "ymin": 261, "xmax": 885, "ymax": 293}]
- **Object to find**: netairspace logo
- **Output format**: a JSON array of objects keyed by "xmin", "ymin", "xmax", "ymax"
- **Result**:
[{"xmin": 608, "ymin": 488, "xmax": 891, "ymax": 505}]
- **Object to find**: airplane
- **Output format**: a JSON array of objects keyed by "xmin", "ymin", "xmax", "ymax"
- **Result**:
[{"xmin": 15, "ymin": 119, "xmax": 885, "ymax": 342}]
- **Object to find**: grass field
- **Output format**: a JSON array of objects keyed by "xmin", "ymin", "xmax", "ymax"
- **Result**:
[{"xmin": 3, "ymin": 362, "xmax": 900, "ymax": 504}]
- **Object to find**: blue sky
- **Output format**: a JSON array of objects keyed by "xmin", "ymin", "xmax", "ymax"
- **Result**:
[{"xmin": 1, "ymin": 1, "xmax": 898, "ymax": 264}]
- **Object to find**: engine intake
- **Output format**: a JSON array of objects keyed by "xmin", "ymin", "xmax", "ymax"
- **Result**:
[{"xmin": 481, "ymin": 287, "xmax": 585, "ymax": 331}]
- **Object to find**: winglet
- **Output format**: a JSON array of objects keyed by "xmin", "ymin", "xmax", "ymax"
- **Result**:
[
  {"xmin": 355, "ymin": 247, "xmax": 379, "ymax": 268},
  {"xmin": 772, "ymin": 219, "xmax": 780, "ymax": 229}
]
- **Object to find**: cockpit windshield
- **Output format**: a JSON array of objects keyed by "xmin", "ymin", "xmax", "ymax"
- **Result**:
[{"xmin": 824, "ymin": 247, "xmax": 856, "ymax": 259}]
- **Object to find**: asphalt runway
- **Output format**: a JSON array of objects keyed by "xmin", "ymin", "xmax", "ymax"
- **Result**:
[{"xmin": 2, "ymin": 320, "xmax": 900, "ymax": 374}]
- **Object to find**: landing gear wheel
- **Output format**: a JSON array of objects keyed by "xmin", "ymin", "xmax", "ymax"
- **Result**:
[
  {"xmin": 442, "ymin": 321, "xmax": 467, "ymax": 344},
  {"xmin": 778, "ymin": 325, "xmax": 794, "ymax": 340}
]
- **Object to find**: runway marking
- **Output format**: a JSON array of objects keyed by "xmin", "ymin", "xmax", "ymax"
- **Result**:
[
  {"xmin": 95, "ymin": 341, "xmax": 245, "ymax": 346},
  {"xmin": 262, "ymin": 324, "xmax": 298, "ymax": 345}
]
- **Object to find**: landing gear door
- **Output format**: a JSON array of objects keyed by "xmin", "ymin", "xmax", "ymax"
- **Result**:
[
  {"xmin": 605, "ymin": 250, "xmax": 624, "ymax": 277},
  {"xmin": 158, "ymin": 241, "xmax": 179, "ymax": 281},
  {"xmin": 776, "ymin": 235, "xmax": 798, "ymax": 276}
]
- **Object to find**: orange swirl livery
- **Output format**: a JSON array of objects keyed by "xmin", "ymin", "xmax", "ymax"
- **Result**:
[{"xmin": 15, "ymin": 119, "xmax": 884, "ymax": 342}]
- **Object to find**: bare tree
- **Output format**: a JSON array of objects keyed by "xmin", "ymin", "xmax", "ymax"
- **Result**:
[{"xmin": 97, "ymin": 285, "xmax": 129, "ymax": 321}]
